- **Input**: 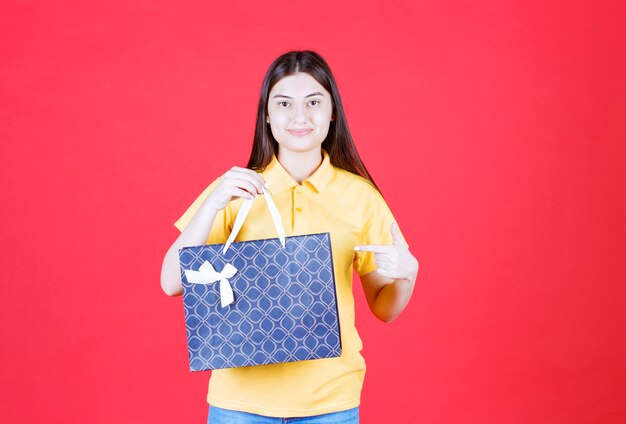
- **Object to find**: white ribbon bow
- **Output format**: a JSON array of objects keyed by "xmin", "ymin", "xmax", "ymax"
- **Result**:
[{"xmin": 184, "ymin": 261, "xmax": 238, "ymax": 308}]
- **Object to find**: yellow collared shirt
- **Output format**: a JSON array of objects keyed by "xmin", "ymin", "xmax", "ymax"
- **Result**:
[{"xmin": 174, "ymin": 150, "xmax": 405, "ymax": 417}]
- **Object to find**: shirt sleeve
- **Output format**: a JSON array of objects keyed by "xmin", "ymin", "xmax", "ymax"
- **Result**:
[
  {"xmin": 354, "ymin": 188, "xmax": 409, "ymax": 276},
  {"xmin": 173, "ymin": 177, "xmax": 233, "ymax": 245}
]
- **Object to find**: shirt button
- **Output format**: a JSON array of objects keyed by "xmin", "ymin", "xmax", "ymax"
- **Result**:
[{"xmin": 295, "ymin": 207, "xmax": 302, "ymax": 212}]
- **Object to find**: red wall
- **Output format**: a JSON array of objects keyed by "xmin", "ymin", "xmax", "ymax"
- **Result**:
[{"xmin": 1, "ymin": 1, "xmax": 624, "ymax": 423}]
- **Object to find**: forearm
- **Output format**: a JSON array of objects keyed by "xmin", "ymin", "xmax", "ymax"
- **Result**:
[
  {"xmin": 372, "ymin": 274, "xmax": 416, "ymax": 323},
  {"xmin": 160, "ymin": 201, "xmax": 220, "ymax": 296}
]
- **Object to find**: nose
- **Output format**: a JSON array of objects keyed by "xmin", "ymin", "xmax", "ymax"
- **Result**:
[{"xmin": 291, "ymin": 103, "xmax": 308, "ymax": 124}]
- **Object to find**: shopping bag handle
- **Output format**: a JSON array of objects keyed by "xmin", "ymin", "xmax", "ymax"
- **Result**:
[{"xmin": 222, "ymin": 188, "xmax": 286, "ymax": 254}]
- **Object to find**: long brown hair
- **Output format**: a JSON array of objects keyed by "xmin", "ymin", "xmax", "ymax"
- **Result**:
[{"xmin": 246, "ymin": 50, "xmax": 380, "ymax": 192}]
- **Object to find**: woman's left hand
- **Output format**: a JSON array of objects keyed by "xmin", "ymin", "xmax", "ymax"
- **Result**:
[{"xmin": 354, "ymin": 223, "xmax": 419, "ymax": 282}]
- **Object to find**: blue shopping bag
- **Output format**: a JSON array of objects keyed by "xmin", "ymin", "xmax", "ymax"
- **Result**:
[{"xmin": 178, "ymin": 191, "xmax": 342, "ymax": 371}]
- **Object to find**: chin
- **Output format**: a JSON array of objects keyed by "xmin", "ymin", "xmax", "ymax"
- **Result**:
[{"xmin": 277, "ymin": 140, "xmax": 324, "ymax": 153}]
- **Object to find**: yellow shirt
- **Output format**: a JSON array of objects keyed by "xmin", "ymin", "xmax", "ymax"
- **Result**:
[{"xmin": 174, "ymin": 150, "xmax": 406, "ymax": 417}]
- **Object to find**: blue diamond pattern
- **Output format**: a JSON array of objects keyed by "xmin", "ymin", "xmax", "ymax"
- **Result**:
[{"xmin": 179, "ymin": 232, "xmax": 341, "ymax": 371}]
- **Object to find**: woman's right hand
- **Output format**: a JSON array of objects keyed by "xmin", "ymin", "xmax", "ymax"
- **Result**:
[{"xmin": 205, "ymin": 166, "xmax": 268, "ymax": 211}]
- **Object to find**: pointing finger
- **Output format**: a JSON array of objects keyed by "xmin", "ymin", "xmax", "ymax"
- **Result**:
[{"xmin": 354, "ymin": 245, "xmax": 394, "ymax": 253}]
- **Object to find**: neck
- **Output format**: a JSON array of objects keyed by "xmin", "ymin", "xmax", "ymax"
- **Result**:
[{"xmin": 277, "ymin": 148, "xmax": 323, "ymax": 184}]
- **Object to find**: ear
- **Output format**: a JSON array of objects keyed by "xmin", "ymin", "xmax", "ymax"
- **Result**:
[{"xmin": 266, "ymin": 116, "xmax": 270, "ymax": 123}]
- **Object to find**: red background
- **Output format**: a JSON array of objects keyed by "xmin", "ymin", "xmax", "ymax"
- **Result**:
[{"xmin": 1, "ymin": 1, "xmax": 625, "ymax": 423}]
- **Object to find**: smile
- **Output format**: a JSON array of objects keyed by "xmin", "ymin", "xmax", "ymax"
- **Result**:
[{"xmin": 287, "ymin": 129, "xmax": 313, "ymax": 136}]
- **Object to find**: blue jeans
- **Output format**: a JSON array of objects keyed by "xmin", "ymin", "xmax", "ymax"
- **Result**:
[{"xmin": 208, "ymin": 405, "xmax": 359, "ymax": 423}]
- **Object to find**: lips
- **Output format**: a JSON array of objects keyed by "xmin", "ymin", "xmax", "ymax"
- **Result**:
[{"xmin": 287, "ymin": 128, "xmax": 313, "ymax": 136}]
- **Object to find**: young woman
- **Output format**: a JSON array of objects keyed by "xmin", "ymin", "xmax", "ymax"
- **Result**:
[{"xmin": 161, "ymin": 51, "xmax": 419, "ymax": 423}]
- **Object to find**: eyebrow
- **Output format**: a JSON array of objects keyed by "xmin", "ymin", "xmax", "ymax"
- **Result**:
[{"xmin": 272, "ymin": 92, "xmax": 325, "ymax": 99}]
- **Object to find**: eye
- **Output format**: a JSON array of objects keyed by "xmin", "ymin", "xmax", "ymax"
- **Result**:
[
  {"xmin": 278, "ymin": 101, "xmax": 290, "ymax": 107},
  {"xmin": 309, "ymin": 100, "xmax": 320, "ymax": 106}
]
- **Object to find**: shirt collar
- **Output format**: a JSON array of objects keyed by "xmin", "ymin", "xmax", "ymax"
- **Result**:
[{"xmin": 261, "ymin": 149, "xmax": 335, "ymax": 194}]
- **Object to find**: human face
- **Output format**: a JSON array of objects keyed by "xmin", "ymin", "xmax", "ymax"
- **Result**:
[{"xmin": 266, "ymin": 72, "xmax": 334, "ymax": 155}]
